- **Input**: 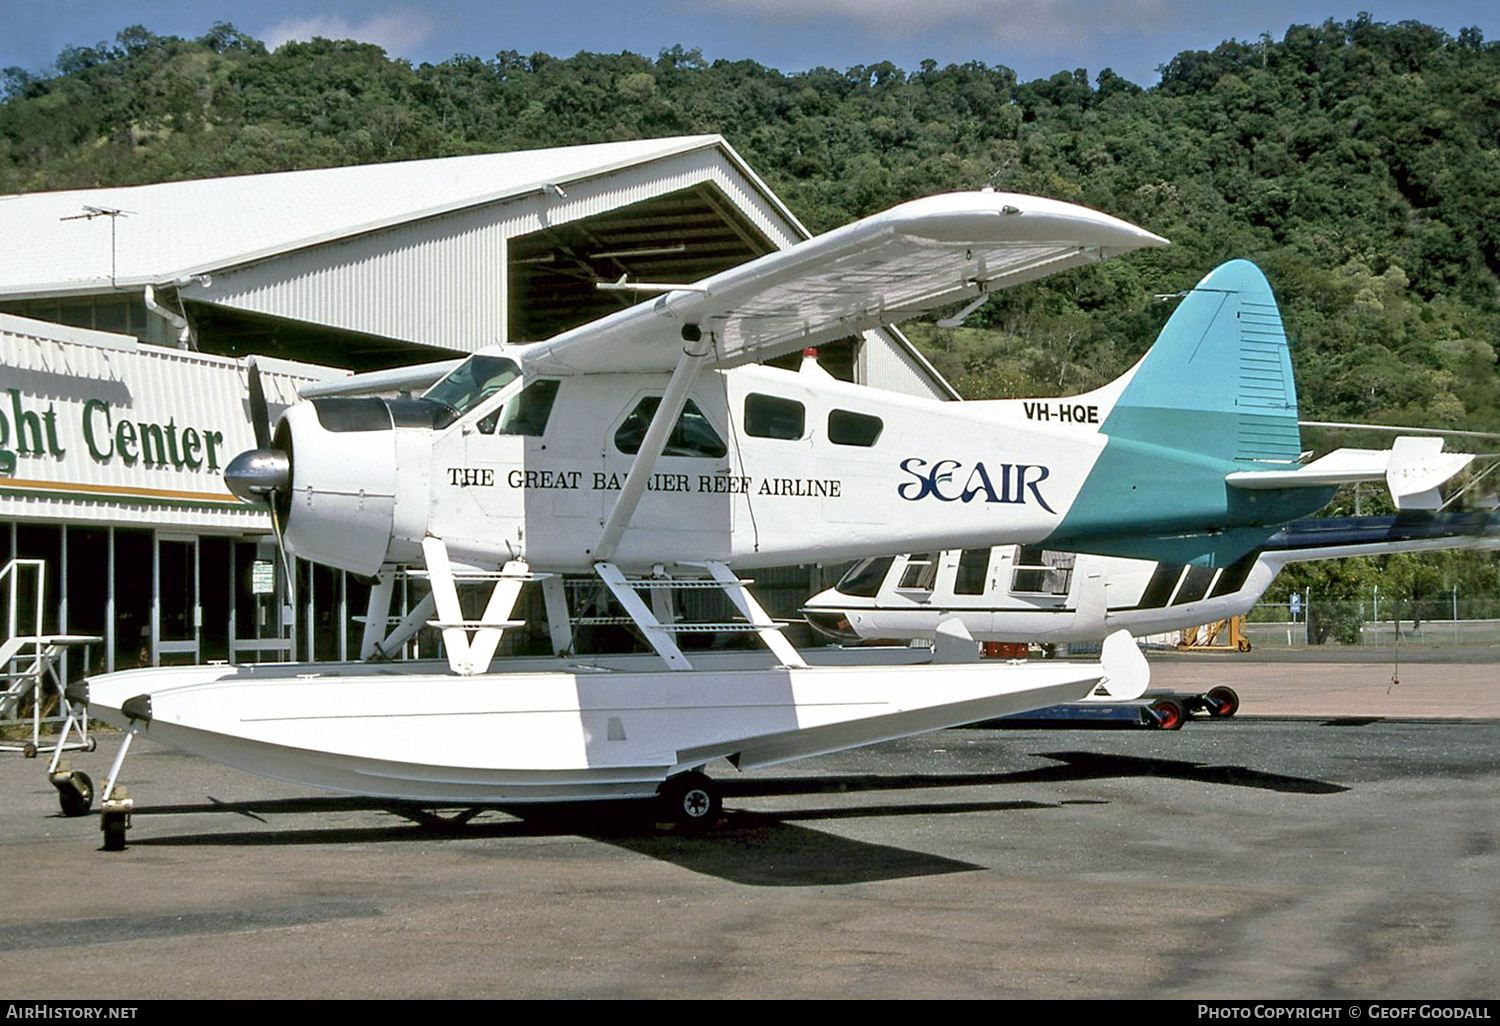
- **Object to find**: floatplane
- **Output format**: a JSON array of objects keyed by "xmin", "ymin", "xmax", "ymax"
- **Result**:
[{"xmin": 63, "ymin": 189, "xmax": 1476, "ymax": 845}]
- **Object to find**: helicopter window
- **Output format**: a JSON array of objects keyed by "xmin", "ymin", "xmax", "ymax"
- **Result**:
[
  {"xmin": 828, "ymin": 409, "xmax": 883, "ymax": 447},
  {"xmin": 837, "ymin": 556, "xmax": 894, "ymax": 598},
  {"xmin": 1010, "ymin": 546, "xmax": 1074, "ymax": 595},
  {"xmin": 954, "ymin": 549, "xmax": 992, "ymax": 595},
  {"xmin": 744, "ymin": 393, "xmax": 806, "ymax": 440},
  {"xmin": 478, "ymin": 379, "xmax": 560, "ymax": 436},
  {"xmin": 897, "ymin": 553, "xmax": 938, "ymax": 591},
  {"xmin": 614, "ymin": 397, "xmax": 727, "ymax": 458},
  {"xmin": 422, "ymin": 355, "xmax": 522, "ymax": 424}
]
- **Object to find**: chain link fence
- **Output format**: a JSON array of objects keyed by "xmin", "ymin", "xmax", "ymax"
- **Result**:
[{"xmin": 1246, "ymin": 597, "xmax": 1500, "ymax": 648}]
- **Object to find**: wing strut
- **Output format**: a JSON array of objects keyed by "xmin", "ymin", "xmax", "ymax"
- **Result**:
[
  {"xmin": 357, "ymin": 571, "xmax": 436, "ymax": 662},
  {"xmin": 592, "ymin": 326, "xmax": 712, "ymax": 563},
  {"xmin": 419, "ymin": 536, "xmax": 535, "ymax": 676}
]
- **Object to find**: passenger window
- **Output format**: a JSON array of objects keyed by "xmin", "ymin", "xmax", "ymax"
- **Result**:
[
  {"xmin": 1010, "ymin": 546, "xmax": 1075, "ymax": 595},
  {"xmin": 898, "ymin": 553, "xmax": 938, "ymax": 591},
  {"xmin": 614, "ymin": 397, "xmax": 727, "ymax": 458},
  {"xmin": 954, "ymin": 549, "xmax": 991, "ymax": 595},
  {"xmin": 828, "ymin": 409, "xmax": 883, "ymax": 447},
  {"xmin": 479, "ymin": 379, "xmax": 560, "ymax": 436},
  {"xmin": 745, "ymin": 393, "xmax": 805, "ymax": 440}
]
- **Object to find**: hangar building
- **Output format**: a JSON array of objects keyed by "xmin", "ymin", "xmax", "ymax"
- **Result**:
[{"xmin": 0, "ymin": 135, "xmax": 954, "ymax": 676}]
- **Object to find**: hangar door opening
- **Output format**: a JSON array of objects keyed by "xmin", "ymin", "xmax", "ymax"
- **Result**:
[{"xmin": 154, "ymin": 534, "xmax": 232, "ymax": 666}]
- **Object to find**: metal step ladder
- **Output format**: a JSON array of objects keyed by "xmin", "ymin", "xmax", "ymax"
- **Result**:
[
  {"xmin": 588, "ymin": 560, "xmax": 807, "ymax": 671},
  {"xmin": 0, "ymin": 559, "xmax": 101, "ymax": 757}
]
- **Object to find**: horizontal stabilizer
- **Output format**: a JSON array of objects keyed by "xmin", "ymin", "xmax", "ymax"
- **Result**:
[
  {"xmin": 1226, "ymin": 437, "xmax": 1474, "ymax": 510},
  {"xmin": 1387, "ymin": 436, "xmax": 1475, "ymax": 510}
]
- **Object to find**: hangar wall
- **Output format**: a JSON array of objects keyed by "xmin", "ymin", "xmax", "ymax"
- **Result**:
[{"xmin": 176, "ymin": 145, "xmax": 803, "ymax": 353}]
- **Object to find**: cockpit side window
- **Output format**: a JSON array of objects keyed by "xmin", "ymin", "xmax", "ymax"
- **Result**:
[
  {"xmin": 477, "ymin": 379, "xmax": 560, "ymax": 436},
  {"xmin": 423, "ymin": 355, "xmax": 521, "ymax": 425},
  {"xmin": 614, "ymin": 397, "xmax": 727, "ymax": 458}
]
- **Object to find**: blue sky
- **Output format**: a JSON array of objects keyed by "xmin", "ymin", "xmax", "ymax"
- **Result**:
[{"xmin": 5, "ymin": 1, "xmax": 1497, "ymax": 88}]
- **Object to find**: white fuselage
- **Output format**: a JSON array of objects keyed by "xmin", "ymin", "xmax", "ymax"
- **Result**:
[{"xmin": 281, "ymin": 362, "xmax": 1126, "ymax": 576}]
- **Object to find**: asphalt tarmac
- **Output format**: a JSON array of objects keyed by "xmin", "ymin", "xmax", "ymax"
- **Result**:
[{"xmin": 2, "ymin": 648, "xmax": 1496, "ymax": 1000}]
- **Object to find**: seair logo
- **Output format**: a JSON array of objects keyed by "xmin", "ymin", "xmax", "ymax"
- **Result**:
[{"xmin": 897, "ymin": 458, "xmax": 1056, "ymax": 513}]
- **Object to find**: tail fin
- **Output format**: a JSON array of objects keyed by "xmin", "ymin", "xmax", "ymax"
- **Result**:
[
  {"xmin": 1050, "ymin": 260, "xmax": 1318, "ymax": 566},
  {"xmin": 1102, "ymin": 260, "xmax": 1301, "ymax": 465}
]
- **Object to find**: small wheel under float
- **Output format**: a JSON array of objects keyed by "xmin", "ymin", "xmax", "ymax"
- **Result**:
[
  {"xmin": 99, "ymin": 786, "xmax": 133, "ymax": 852},
  {"xmin": 656, "ymin": 770, "xmax": 722, "ymax": 832},
  {"xmin": 101, "ymin": 811, "xmax": 128, "ymax": 852}
]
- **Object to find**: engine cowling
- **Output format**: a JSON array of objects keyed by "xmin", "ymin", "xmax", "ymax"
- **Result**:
[{"xmin": 275, "ymin": 399, "xmax": 401, "ymax": 577}]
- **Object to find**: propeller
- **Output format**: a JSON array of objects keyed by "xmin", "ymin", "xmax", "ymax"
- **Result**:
[
  {"xmin": 247, "ymin": 354, "xmax": 272, "ymax": 450},
  {"xmin": 226, "ymin": 358, "xmax": 297, "ymax": 608}
]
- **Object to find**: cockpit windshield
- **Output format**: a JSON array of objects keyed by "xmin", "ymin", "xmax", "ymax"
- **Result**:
[
  {"xmin": 422, "ymin": 355, "xmax": 521, "ymax": 425},
  {"xmin": 836, "ymin": 556, "xmax": 895, "ymax": 598}
]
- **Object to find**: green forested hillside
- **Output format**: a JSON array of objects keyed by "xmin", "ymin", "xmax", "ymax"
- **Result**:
[
  {"xmin": 3, "ymin": 18, "xmax": 1497, "ymax": 429},
  {"xmin": 4, "ymin": 17, "xmax": 1498, "ymax": 614}
]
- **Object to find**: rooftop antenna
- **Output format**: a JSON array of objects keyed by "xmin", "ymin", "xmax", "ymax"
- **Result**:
[{"xmin": 60, "ymin": 205, "xmax": 131, "ymax": 288}]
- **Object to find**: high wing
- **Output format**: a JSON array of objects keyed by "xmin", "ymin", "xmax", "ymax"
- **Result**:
[{"xmin": 519, "ymin": 190, "xmax": 1168, "ymax": 376}]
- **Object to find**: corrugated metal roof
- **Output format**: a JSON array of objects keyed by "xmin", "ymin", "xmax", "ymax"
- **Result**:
[{"xmin": 0, "ymin": 136, "xmax": 787, "ymax": 296}]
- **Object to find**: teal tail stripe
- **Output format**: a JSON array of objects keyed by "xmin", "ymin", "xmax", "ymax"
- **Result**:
[{"xmin": 1048, "ymin": 260, "xmax": 1323, "ymax": 566}]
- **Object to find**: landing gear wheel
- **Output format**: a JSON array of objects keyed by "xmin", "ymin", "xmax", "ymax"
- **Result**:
[
  {"xmin": 84, "ymin": 737, "xmax": 98, "ymax": 752},
  {"xmin": 101, "ymin": 809, "xmax": 128, "ymax": 852},
  {"xmin": 22, "ymin": 742, "xmax": 36, "ymax": 759},
  {"xmin": 1206, "ymin": 686, "xmax": 1240, "ymax": 718},
  {"xmin": 53, "ymin": 770, "xmax": 94, "ymax": 817},
  {"xmin": 1149, "ymin": 697, "xmax": 1186, "ymax": 731},
  {"xmin": 657, "ymin": 771, "xmax": 721, "ymax": 832}
]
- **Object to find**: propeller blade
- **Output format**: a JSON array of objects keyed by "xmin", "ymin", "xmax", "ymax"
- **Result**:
[
  {"xmin": 247, "ymin": 357, "xmax": 272, "ymax": 450},
  {"xmin": 268, "ymin": 498, "xmax": 297, "ymax": 612}
]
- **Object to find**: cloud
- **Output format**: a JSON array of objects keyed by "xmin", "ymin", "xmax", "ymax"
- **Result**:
[
  {"xmin": 261, "ymin": 7, "xmax": 439, "ymax": 57},
  {"xmin": 710, "ymin": 0, "xmax": 1183, "ymax": 51}
]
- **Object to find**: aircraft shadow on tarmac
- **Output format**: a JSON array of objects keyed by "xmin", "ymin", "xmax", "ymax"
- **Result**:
[
  {"xmin": 717, "ymin": 751, "xmax": 1348, "ymax": 799},
  {"xmin": 113, "ymin": 751, "xmax": 1344, "ymax": 886}
]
